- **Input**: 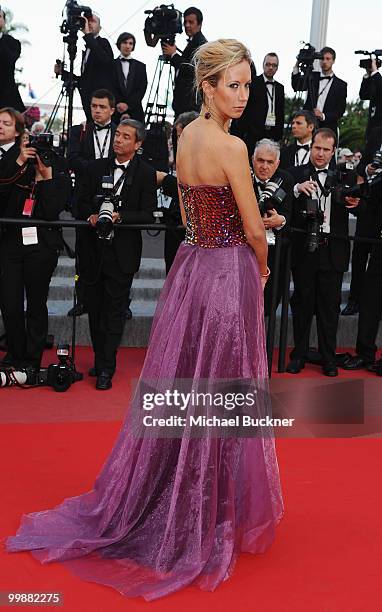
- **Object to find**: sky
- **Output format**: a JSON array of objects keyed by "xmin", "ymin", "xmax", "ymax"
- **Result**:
[{"xmin": 4, "ymin": 0, "xmax": 382, "ymax": 120}]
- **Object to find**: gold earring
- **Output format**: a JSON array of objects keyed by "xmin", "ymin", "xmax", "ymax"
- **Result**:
[{"xmin": 204, "ymin": 98, "xmax": 212, "ymax": 120}]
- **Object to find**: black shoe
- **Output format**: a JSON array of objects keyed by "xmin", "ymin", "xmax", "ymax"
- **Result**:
[
  {"xmin": 96, "ymin": 371, "xmax": 112, "ymax": 390},
  {"xmin": 341, "ymin": 300, "xmax": 359, "ymax": 316},
  {"xmin": 342, "ymin": 356, "xmax": 372, "ymax": 370},
  {"xmin": 322, "ymin": 362, "xmax": 338, "ymax": 377},
  {"xmin": 88, "ymin": 367, "xmax": 98, "ymax": 377},
  {"xmin": 366, "ymin": 359, "xmax": 382, "ymax": 375},
  {"xmin": 125, "ymin": 299, "xmax": 132, "ymax": 320},
  {"xmin": 286, "ymin": 358, "xmax": 305, "ymax": 374},
  {"xmin": 67, "ymin": 303, "xmax": 88, "ymax": 317}
]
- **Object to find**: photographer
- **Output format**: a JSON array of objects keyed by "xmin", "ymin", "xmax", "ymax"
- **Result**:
[
  {"xmin": 359, "ymin": 57, "xmax": 382, "ymax": 138},
  {"xmin": 0, "ymin": 8, "xmax": 25, "ymax": 111},
  {"xmin": 0, "ymin": 107, "xmax": 70, "ymax": 370},
  {"xmin": 286, "ymin": 128, "xmax": 361, "ymax": 376},
  {"xmin": 111, "ymin": 32, "xmax": 147, "ymax": 123},
  {"xmin": 231, "ymin": 53, "xmax": 284, "ymax": 156},
  {"xmin": 156, "ymin": 110, "xmax": 198, "ymax": 274},
  {"xmin": 343, "ymin": 125, "xmax": 382, "ymax": 372},
  {"xmin": 291, "ymin": 47, "xmax": 347, "ymax": 135},
  {"xmin": 280, "ymin": 110, "xmax": 317, "ymax": 170},
  {"xmin": 54, "ymin": 14, "xmax": 113, "ymax": 120},
  {"xmin": 76, "ymin": 119, "xmax": 156, "ymax": 390},
  {"xmin": 67, "ymin": 88, "xmax": 117, "ymax": 317},
  {"xmin": 161, "ymin": 7, "xmax": 207, "ymax": 118},
  {"xmin": 252, "ymin": 139, "xmax": 293, "ymax": 315}
]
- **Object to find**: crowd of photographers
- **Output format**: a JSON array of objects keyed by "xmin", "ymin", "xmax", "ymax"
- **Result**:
[{"xmin": 1, "ymin": 3, "xmax": 382, "ymax": 389}]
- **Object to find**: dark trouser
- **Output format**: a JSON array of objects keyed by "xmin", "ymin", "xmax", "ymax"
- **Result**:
[
  {"xmin": 164, "ymin": 227, "xmax": 185, "ymax": 275},
  {"xmin": 85, "ymin": 246, "xmax": 134, "ymax": 376},
  {"xmin": 355, "ymin": 244, "xmax": 382, "ymax": 362},
  {"xmin": 290, "ymin": 246, "xmax": 343, "ymax": 364},
  {"xmin": 349, "ymin": 211, "xmax": 375, "ymax": 303},
  {"xmin": 0, "ymin": 239, "xmax": 58, "ymax": 368}
]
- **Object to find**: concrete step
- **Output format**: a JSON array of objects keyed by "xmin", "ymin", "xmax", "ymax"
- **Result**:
[
  {"xmin": 48, "ymin": 277, "xmax": 165, "ymax": 301},
  {"xmin": 54, "ymin": 257, "xmax": 166, "ymax": 280}
]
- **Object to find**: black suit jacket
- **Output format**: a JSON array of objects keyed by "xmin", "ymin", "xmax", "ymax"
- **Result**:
[
  {"xmin": 291, "ymin": 72, "xmax": 347, "ymax": 133},
  {"xmin": 356, "ymin": 125, "xmax": 382, "ymax": 233},
  {"xmin": 63, "ymin": 35, "xmax": 114, "ymax": 118},
  {"xmin": 359, "ymin": 72, "xmax": 382, "ymax": 134},
  {"xmin": 280, "ymin": 142, "xmax": 309, "ymax": 170},
  {"xmin": 0, "ymin": 33, "xmax": 25, "ymax": 111},
  {"xmin": 67, "ymin": 121, "xmax": 116, "ymax": 175},
  {"xmin": 112, "ymin": 58, "xmax": 147, "ymax": 122},
  {"xmin": 76, "ymin": 154, "xmax": 157, "ymax": 275},
  {"xmin": 171, "ymin": 31, "xmax": 207, "ymax": 117},
  {"xmin": 231, "ymin": 74, "xmax": 284, "ymax": 156},
  {"xmin": 253, "ymin": 168, "xmax": 293, "ymax": 232},
  {"xmin": 288, "ymin": 162, "xmax": 361, "ymax": 272},
  {"xmin": 0, "ymin": 144, "xmax": 69, "ymax": 250}
]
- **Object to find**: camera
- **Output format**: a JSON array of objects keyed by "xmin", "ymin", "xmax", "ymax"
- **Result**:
[
  {"xmin": 27, "ymin": 133, "xmax": 61, "ymax": 167},
  {"xmin": 336, "ymin": 161, "xmax": 366, "ymax": 201},
  {"xmin": 94, "ymin": 176, "xmax": 121, "ymax": 240},
  {"xmin": 257, "ymin": 178, "xmax": 287, "ymax": 217},
  {"xmin": 355, "ymin": 49, "xmax": 382, "ymax": 72},
  {"xmin": 296, "ymin": 43, "xmax": 323, "ymax": 68},
  {"xmin": 61, "ymin": 0, "xmax": 92, "ymax": 34},
  {"xmin": 300, "ymin": 195, "xmax": 325, "ymax": 252},
  {"xmin": 144, "ymin": 4, "xmax": 183, "ymax": 46}
]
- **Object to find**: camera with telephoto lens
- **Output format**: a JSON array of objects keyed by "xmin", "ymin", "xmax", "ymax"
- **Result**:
[
  {"xmin": 257, "ymin": 177, "xmax": 287, "ymax": 217},
  {"xmin": 296, "ymin": 43, "xmax": 323, "ymax": 68},
  {"xmin": 61, "ymin": 0, "xmax": 92, "ymax": 33},
  {"xmin": 144, "ymin": 4, "xmax": 183, "ymax": 46},
  {"xmin": 94, "ymin": 176, "xmax": 121, "ymax": 240},
  {"xmin": 300, "ymin": 195, "xmax": 325, "ymax": 253},
  {"xmin": 27, "ymin": 133, "xmax": 61, "ymax": 167},
  {"xmin": 355, "ymin": 49, "xmax": 382, "ymax": 72},
  {"xmin": 336, "ymin": 161, "xmax": 367, "ymax": 202}
]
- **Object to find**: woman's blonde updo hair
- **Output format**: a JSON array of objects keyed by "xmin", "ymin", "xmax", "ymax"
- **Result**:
[{"xmin": 194, "ymin": 39, "xmax": 251, "ymax": 101}]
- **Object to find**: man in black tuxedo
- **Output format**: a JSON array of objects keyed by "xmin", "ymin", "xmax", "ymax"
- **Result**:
[
  {"xmin": 67, "ymin": 89, "xmax": 117, "ymax": 317},
  {"xmin": 54, "ymin": 14, "xmax": 113, "ymax": 119},
  {"xmin": 161, "ymin": 7, "xmax": 207, "ymax": 118},
  {"xmin": 286, "ymin": 128, "xmax": 361, "ymax": 376},
  {"xmin": 0, "ymin": 107, "xmax": 69, "ymax": 369},
  {"xmin": 76, "ymin": 119, "xmax": 157, "ymax": 390},
  {"xmin": 280, "ymin": 110, "xmax": 317, "ymax": 170},
  {"xmin": 231, "ymin": 53, "xmax": 285, "ymax": 156},
  {"xmin": 359, "ymin": 57, "xmax": 382, "ymax": 139},
  {"xmin": 112, "ymin": 32, "xmax": 147, "ymax": 123},
  {"xmin": 343, "ymin": 126, "xmax": 382, "ymax": 372},
  {"xmin": 0, "ymin": 9, "xmax": 25, "ymax": 111},
  {"xmin": 291, "ymin": 47, "xmax": 347, "ymax": 135},
  {"xmin": 251, "ymin": 139, "xmax": 293, "ymax": 315}
]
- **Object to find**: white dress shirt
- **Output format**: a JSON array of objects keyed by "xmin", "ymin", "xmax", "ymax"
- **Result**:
[
  {"xmin": 119, "ymin": 54, "xmax": 131, "ymax": 83},
  {"xmin": 263, "ymin": 74, "xmax": 276, "ymax": 127},
  {"xmin": 0, "ymin": 141, "xmax": 15, "ymax": 158},
  {"xmin": 93, "ymin": 123, "xmax": 111, "ymax": 160},
  {"xmin": 316, "ymin": 72, "xmax": 334, "ymax": 116},
  {"xmin": 295, "ymin": 140, "xmax": 312, "ymax": 166},
  {"xmin": 314, "ymin": 165, "xmax": 331, "ymax": 234},
  {"xmin": 114, "ymin": 159, "xmax": 130, "ymax": 196}
]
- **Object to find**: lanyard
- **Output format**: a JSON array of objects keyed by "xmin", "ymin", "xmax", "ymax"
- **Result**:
[
  {"xmin": 265, "ymin": 82, "xmax": 275, "ymax": 113},
  {"xmin": 295, "ymin": 148, "xmax": 309, "ymax": 166},
  {"xmin": 112, "ymin": 166, "xmax": 130, "ymax": 199},
  {"xmin": 94, "ymin": 125, "xmax": 111, "ymax": 159}
]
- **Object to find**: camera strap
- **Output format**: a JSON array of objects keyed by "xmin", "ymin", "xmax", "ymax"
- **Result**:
[{"xmin": 317, "ymin": 77, "xmax": 332, "ymax": 100}]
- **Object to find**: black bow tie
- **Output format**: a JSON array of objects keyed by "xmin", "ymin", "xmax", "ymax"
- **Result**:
[
  {"xmin": 265, "ymin": 80, "xmax": 274, "ymax": 85},
  {"xmin": 120, "ymin": 57, "xmax": 131, "ymax": 62},
  {"xmin": 320, "ymin": 75, "xmax": 332, "ymax": 81},
  {"xmin": 113, "ymin": 162, "xmax": 127, "ymax": 171},
  {"xmin": 297, "ymin": 144, "xmax": 310, "ymax": 151},
  {"xmin": 94, "ymin": 123, "xmax": 111, "ymax": 131},
  {"xmin": 257, "ymin": 181, "xmax": 267, "ymax": 190},
  {"xmin": 0, "ymin": 147, "xmax": 5, "ymax": 157},
  {"xmin": 315, "ymin": 168, "xmax": 328, "ymax": 174}
]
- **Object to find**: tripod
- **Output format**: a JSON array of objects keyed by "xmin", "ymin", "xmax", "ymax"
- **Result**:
[{"xmin": 142, "ymin": 55, "xmax": 175, "ymax": 171}]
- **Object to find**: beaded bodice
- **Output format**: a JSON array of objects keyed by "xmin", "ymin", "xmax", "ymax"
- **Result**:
[{"xmin": 179, "ymin": 184, "xmax": 247, "ymax": 249}]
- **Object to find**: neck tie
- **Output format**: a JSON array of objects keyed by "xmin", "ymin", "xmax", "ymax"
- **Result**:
[
  {"xmin": 320, "ymin": 75, "xmax": 332, "ymax": 81},
  {"xmin": 265, "ymin": 81, "xmax": 274, "ymax": 85},
  {"xmin": 0, "ymin": 147, "xmax": 5, "ymax": 158},
  {"xmin": 120, "ymin": 57, "xmax": 130, "ymax": 62},
  {"xmin": 297, "ymin": 144, "xmax": 310, "ymax": 151},
  {"xmin": 94, "ymin": 123, "xmax": 111, "ymax": 131},
  {"xmin": 114, "ymin": 162, "xmax": 127, "ymax": 170},
  {"xmin": 315, "ymin": 168, "xmax": 328, "ymax": 174}
]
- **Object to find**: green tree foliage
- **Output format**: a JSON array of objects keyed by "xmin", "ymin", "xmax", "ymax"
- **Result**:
[{"xmin": 338, "ymin": 100, "xmax": 368, "ymax": 151}]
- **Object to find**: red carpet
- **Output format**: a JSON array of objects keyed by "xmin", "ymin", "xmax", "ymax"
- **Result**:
[{"xmin": 1, "ymin": 347, "xmax": 382, "ymax": 611}]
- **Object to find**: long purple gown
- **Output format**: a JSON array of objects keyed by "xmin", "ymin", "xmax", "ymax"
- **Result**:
[{"xmin": 6, "ymin": 184, "xmax": 283, "ymax": 600}]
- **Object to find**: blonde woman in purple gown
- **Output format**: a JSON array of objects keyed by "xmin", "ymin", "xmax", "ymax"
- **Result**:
[{"xmin": 6, "ymin": 39, "xmax": 283, "ymax": 600}]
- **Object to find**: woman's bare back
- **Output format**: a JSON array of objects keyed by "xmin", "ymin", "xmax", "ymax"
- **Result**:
[{"xmin": 176, "ymin": 118, "xmax": 234, "ymax": 186}]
